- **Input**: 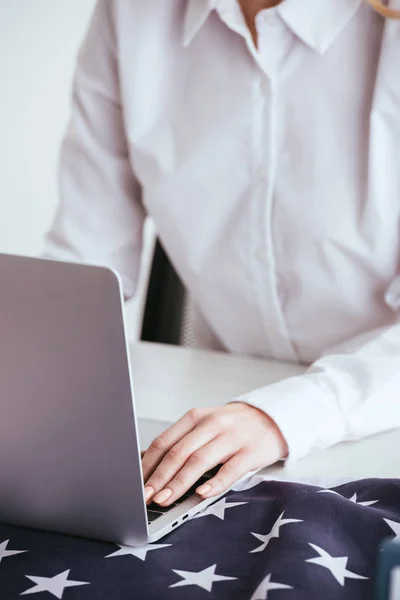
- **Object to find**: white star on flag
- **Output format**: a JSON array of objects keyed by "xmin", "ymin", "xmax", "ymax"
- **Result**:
[
  {"xmin": 193, "ymin": 498, "xmax": 247, "ymax": 520},
  {"xmin": 0, "ymin": 539, "xmax": 27, "ymax": 564},
  {"xmin": 384, "ymin": 519, "xmax": 400, "ymax": 541},
  {"xmin": 105, "ymin": 543, "xmax": 171, "ymax": 561},
  {"xmin": 317, "ymin": 490, "xmax": 378, "ymax": 506},
  {"xmin": 347, "ymin": 493, "xmax": 378, "ymax": 506},
  {"xmin": 169, "ymin": 563, "xmax": 237, "ymax": 592},
  {"xmin": 306, "ymin": 543, "xmax": 368, "ymax": 586},
  {"xmin": 250, "ymin": 511, "xmax": 303, "ymax": 553},
  {"xmin": 21, "ymin": 570, "xmax": 89, "ymax": 599},
  {"xmin": 250, "ymin": 573, "xmax": 293, "ymax": 600}
]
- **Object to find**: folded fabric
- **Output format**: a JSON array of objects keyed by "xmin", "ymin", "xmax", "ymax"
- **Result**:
[{"xmin": 1, "ymin": 477, "xmax": 399, "ymax": 599}]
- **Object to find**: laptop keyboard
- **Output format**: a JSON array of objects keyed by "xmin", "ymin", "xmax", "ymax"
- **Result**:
[{"xmin": 147, "ymin": 465, "xmax": 221, "ymax": 525}]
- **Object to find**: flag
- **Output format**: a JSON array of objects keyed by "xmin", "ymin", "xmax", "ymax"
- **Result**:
[{"xmin": 0, "ymin": 478, "xmax": 399, "ymax": 599}]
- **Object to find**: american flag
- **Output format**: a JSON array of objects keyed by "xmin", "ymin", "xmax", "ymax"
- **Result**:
[{"xmin": 0, "ymin": 477, "xmax": 399, "ymax": 599}]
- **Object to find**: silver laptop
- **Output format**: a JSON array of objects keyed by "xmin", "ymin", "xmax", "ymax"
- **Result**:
[{"xmin": 0, "ymin": 253, "xmax": 232, "ymax": 546}]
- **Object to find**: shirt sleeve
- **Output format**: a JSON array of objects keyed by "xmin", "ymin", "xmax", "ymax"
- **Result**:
[
  {"xmin": 236, "ymin": 322, "xmax": 400, "ymax": 463},
  {"xmin": 43, "ymin": 0, "xmax": 146, "ymax": 299}
]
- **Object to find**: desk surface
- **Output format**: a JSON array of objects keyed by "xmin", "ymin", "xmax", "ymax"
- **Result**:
[{"xmin": 131, "ymin": 342, "xmax": 400, "ymax": 483}]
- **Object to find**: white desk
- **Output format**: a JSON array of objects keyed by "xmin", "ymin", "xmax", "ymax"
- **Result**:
[{"xmin": 132, "ymin": 342, "xmax": 400, "ymax": 484}]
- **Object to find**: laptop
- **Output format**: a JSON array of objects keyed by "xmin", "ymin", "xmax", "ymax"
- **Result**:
[{"xmin": 0, "ymin": 253, "xmax": 239, "ymax": 546}]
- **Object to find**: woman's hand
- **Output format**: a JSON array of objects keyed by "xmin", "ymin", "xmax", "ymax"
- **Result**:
[{"xmin": 141, "ymin": 402, "xmax": 288, "ymax": 506}]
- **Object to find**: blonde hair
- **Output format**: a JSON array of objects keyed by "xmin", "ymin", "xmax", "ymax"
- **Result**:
[{"xmin": 367, "ymin": 0, "xmax": 400, "ymax": 18}]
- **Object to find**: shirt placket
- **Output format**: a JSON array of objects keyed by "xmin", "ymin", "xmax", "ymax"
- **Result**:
[{"xmin": 249, "ymin": 11, "xmax": 298, "ymax": 361}]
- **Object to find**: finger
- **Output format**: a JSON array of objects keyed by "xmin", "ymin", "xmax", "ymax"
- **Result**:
[
  {"xmin": 142, "ymin": 408, "xmax": 210, "ymax": 483},
  {"xmin": 145, "ymin": 421, "xmax": 218, "ymax": 504},
  {"xmin": 196, "ymin": 450, "xmax": 253, "ymax": 498},
  {"xmin": 152, "ymin": 435, "xmax": 236, "ymax": 506}
]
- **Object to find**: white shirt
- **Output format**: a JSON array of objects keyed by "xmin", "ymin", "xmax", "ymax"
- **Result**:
[{"xmin": 45, "ymin": 0, "xmax": 400, "ymax": 462}]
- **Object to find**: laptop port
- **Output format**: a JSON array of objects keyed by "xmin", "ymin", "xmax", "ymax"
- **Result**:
[
  {"xmin": 172, "ymin": 521, "xmax": 179, "ymax": 527},
  {"xmin": 182, "ymin": 514, "xmax": 189, "ymax": 521}
]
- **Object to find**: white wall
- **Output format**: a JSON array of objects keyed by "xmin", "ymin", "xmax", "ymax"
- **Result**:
[
  {"xmin": 0, "ymin": 0, "xmax": 149, "ymax": 339},
  {"xmin": 0, "ymin": 0, "xmax": 95, "ymax": 255}
]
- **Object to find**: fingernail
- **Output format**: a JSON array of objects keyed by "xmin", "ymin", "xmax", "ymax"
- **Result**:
[
  {"xmin": 153, "ymin": 488, "xmax": 173, "ymax": 505},
  {"xmin": 196, "ymin": 484, "xmax": 212, "ymax": 496},
  {"xmin": 144, "ymin": 486, "xmax": 154, "ymax": 502}
]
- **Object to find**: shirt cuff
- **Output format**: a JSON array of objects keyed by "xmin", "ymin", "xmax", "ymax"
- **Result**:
[{"xmin": 233, "ymin": 374, "xmax": 347, "ymax": 463}]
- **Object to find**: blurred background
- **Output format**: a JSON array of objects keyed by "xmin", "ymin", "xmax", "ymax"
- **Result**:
[{"xmin": 0, "ymin": 0, "xmax": 151, "ymax": 339}]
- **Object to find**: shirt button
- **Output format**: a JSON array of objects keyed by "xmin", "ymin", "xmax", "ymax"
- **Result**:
[
  {"xmin": 256, "ymin": 248, "xmax": 266, "ymax": 263},
  {"xmin": 263, "ymin": 14, "xmax": 279, "ymax": 26},
  {"xmin": 260, "ymin": 78, "xmax": 269, "ymax": 94},
  {"xmin": 256, "ymin": 164, "xmax": 268, "ymax": 180}
]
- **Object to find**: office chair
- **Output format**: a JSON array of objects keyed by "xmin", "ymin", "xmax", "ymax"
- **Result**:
[{"xmin": 140, "ymin": 239, "xmax": 195, "ymax": 346}]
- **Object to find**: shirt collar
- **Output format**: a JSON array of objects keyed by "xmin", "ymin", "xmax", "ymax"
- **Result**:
[
  {"xmin": 182, "ymin": 0, "xmax": 362, "ymax": 54},
  {"xmin": 276, "ymin": 0, "xmax": 362, "ymax": 54},
  {"xmin": 182, "ymin": 0, "xmax": 214, "ymax": 47}
]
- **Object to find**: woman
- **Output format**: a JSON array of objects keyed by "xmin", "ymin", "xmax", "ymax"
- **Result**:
[{"xmin": 45, "ymin": 0, "xmax": 400, "ymax": 508}]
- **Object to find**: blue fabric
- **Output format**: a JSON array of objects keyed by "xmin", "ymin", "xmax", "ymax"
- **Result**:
[{"xmin": 0, "ymin": 479, "xmax": 399, "ymax": 599}]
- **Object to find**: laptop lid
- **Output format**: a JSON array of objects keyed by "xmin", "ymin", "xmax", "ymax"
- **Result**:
[{"xmin": 0, "ymin": 254, "xmax": 147, "ymax": 546}]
